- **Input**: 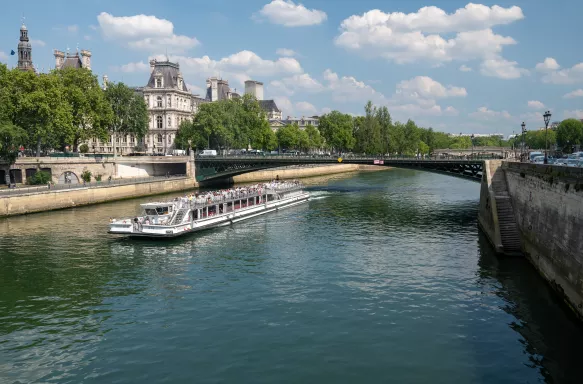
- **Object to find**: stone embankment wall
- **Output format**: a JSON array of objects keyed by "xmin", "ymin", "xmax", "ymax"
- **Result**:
[
  {"xmin": 0, "ymin": 177, "xmax": 197, "ymax": 217},
  {"xmin": 232, "ymin": 164, "xmax": 385, "ymax": 183},
  {"xmin": 477, "ymin": 160, "xmax": 503, "ymax": 253},
  {"xmin": 503, "ymin": 162, "xmax": 583, "ymax": 319}
]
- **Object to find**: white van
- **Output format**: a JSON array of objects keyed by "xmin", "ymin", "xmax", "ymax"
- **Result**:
[{"xmin": 199, "ymin": 149, "xmax": 217, "ymax": 157}]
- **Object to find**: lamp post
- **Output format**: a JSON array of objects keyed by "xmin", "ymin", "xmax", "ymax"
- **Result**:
[
  {"xmin": 543, "ymin": 111, "xmax": 551, "ymax": 164},
  {"xmin": 521, "ymin": 122, "xmax": 526, "ymax": 162}
]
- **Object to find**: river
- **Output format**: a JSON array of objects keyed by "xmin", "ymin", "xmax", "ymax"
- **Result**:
[{"xmin": 1, "ymin": 169, "xmax": 582, "ymax": 383}]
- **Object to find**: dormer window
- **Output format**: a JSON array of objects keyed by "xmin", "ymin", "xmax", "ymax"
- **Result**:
[{"xmin": 155, "ymin": 77, "xmax": 162, "ymax": 88}]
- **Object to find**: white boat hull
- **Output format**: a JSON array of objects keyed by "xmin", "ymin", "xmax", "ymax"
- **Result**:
[{"xmin": 109, "ymin": 192, "xmax": 310, "ymax": 239}]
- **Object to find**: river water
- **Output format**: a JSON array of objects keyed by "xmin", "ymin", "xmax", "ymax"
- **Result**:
[{"xmin": 1, "ymin": 169, "xmax": 582, "ymax": 383}]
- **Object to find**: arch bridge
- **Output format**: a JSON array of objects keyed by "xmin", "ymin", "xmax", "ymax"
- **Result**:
[{"xmin": 194, "ymin": 155, "xmax": 490, "ymax": 183}]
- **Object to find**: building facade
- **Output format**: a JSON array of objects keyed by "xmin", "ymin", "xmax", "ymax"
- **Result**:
[
  {"xmin": 269, "ymin": 116, "xmax": 319, "ymax": 132},
  {"xmin": 54, "ymin": 49, "xmax": 92, "ymax": 70},
  {"xmin": 17, "ymin": 23, "xmax": 34, "ymax": 72}
]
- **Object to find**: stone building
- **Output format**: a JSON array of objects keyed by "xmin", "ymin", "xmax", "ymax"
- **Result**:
[
  {"xmin": 53, "ymin": 48, "xmax": 92, "ymax": 70},
  {"xmin": 17, "ymin": 23, "xmax": 34, "ymax": 72},
  {"xmin": 245, "ymin": 80, "xmax": 264, "ymax": 100},
  {"xmin": 269, "ymin": 116, "xmax": 320, "ymax": 132},
  {"xmin": 205, "ymin": 77, "xmax": 240, "ymax": 101}
]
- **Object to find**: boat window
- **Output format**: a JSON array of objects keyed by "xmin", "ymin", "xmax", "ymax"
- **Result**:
[
  {"xmin": 145, "ymin": 208, "xmax": 158, "ymax": 215},
  {"xmin": 156, "ymin": 207, "xmax": 169, "ymax": 215},
  {"xmin": 208, "ymin": 205, "xmax": 217, "ymax": 215}
]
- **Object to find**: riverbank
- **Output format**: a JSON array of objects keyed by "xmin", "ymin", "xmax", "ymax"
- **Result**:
[{"xmin": 232, "ymin": 164, "xmax": 388, "ymax": 183}]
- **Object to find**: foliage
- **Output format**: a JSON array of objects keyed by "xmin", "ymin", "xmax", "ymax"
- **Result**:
[
  {"xmin": 318, "ymin": 111, "xmax": 355, "ymax": 152},
  {"xmin": 95, "ymin": 174, "xmax": 102, "ymax": 182},
  {"xmin": 81, "ymin": 170, "xmax": 92, "ymax": 183},
  {"xmin": 79, "ymin": 143, "xmax": 89, "ymax": 153},
  {"xmin": 524, "ymin": 129, "xmax": 557, "ymax": 150},
  {"xmin": 556, "ymin": 119, "xmax": 583, "ymax": 152},
  {"xmin": 175, "ymin": 95, "xmax": 277, "ymax": 151},
  {"xmin": 418, "ymin": 141, "xmax": 430, "ymax": 155},
  {"xmin": 0, "ymin": 122, "xmax": 28, "ymax": 164},
  {"xmin": 54, "ymin": 68, "xmax": 113, "ymax": 151},
  {"xmin": 276, "ymin": 123, "xmax": 301, "ymax": 150},
  {"xmin": 104, "ymin": 82, "xmax": 149, "ymax": 154},
  {"xmin": 27, "ymin": 170, "xmax": 51, "ymax": 185}
]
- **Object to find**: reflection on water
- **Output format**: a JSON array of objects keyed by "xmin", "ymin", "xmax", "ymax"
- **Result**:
[{"xmin": 1, "ymin": 169, "xmax": 582, "ymax": 383}]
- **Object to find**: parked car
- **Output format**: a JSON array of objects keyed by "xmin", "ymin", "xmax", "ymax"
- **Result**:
[
  {"xmin": 533, "ymin": 156, "xmax": 545, "ymax": 164},
  {"xmin": 566, "ymin": 159, "xmax": 579, "ymax": 167},
  {"xmin": 555, "ymin": 157, "xmax": 568, "ymax": 166},
  {"xmin": 199, "ymin": 149, "xmax": 217, "ymax": 157}
]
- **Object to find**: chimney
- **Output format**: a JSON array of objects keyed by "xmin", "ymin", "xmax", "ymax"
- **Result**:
[
  {"xmin": 54, "ymin": 49, "xmax": 65, "ymax": 69},
  {"xmin": 149, "ymin": 59, "xmax": 156, "ymax": 73},
  {"xmin": 80, "ymin": 49, "xmax": 92, "ymax": 70},
  {"xmin": 102, "ymin": 75, "xmax": 109, "ymax": 90}
]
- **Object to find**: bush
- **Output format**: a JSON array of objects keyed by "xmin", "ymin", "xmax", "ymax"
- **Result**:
[
  {"xmin": 79, "ymin": 143, "xmax": 89, "ymax": 153},
  {"xmin": 28, "ymin": 170, "xmax": 52, "ymax": 185},
  {"xmin": 81, "ymin": 170, "xmax": 92, "ymax": 183},
  {"xmin": 95, "ymin": 174, "xmax": 102, "ymax": 182}
]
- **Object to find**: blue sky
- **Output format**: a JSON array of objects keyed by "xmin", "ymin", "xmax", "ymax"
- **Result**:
[{"xmin": 1, "ymin": 0, "xmax": 582, "ymax": 136}]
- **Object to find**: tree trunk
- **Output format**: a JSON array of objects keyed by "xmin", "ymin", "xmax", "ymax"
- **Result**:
[{"xmin": 113, "ymin": 132, "xmax": 117, "ymax": 158}]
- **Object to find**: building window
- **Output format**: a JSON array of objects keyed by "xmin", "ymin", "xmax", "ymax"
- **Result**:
[
  {"xmin": 156, "ymin": 96, "xmax": 162, "ymax": 108},
  {"xmin": 157, "ymin": 134, "xmax": 163, "ymax": 144},
  {"xmin": 168, "ymin": 96, "xmax": 172, "ymax": 108},
  {"xmin": 122, "ymin": 135, "xmax": 127, "ymax": 143},
  {"xmin": 130, "ymin": 135, "xmax": 135, "ymax": 144},
  {"xmin": 156, "ymin": 115, "xmax": 163, "ymax": 129},
  {"xmin": 155, "ymin": 78, "xmax": 162, "ymax": 88},
  {"xmin": 168, "ymin": 116, "xmax": 172, "ymax": 128}
]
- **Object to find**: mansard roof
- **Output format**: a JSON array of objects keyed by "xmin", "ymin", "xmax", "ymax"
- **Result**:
[
  {"xmin": 259, "ymin": 99, "xmax": 280, "ymax": 112},
  {"xmin": 61, "ymin": 55, "xmax": 83, "ymax": 69},
  {"xmin": 146, "ymin": 60, "xmax": 189, "ymax": 92}
]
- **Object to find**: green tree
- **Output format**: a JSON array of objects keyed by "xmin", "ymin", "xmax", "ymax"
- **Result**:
[
  {"xmin": 418, "ymin": 141, "xmax": 430, "ymax": 156},
  {"xmin": 55, "ymin": 68, "xmax": 113, "ymax": 151},
  {"xmin": 318, "ymin": 111, "xmax": 355, "ymax": 152},
  {"xmin": 11, "ymin": 70, "xmax": 73, "ymax": 156},
  {"xmin": 276, "ymin": 124, "xmax": 300, "ymax": 150},
  {"xmin": 304, "ymin": 125, "xmax": 323, "ymax": 151},
  {"xmin": 0, "ymin": 64, "xmax": 14, "ymax": 124},
  {"xmin": 376, "ymin": 106, "xmax": 392, "ymax": 155},
  {"xmin": 390, "ymin": 121, "xmax": 407, "ymax": 155},
  {"xmin": 0, "ymin": 122, "xmax": 28, "ymax": 165},
  {"xmin": 450, "ymin": 136, "xmax": 472, "ymax": 149},
  {"xmin": 556, "ymin": 118, "xmax": 583, "ymax": 152},
  {"xmin": 403, "ymin": 119, "xmax": 420, "ymax": 154},
  {"xmin": 104, "ymin": 82, "xmax": 148, "ymax": 156}
]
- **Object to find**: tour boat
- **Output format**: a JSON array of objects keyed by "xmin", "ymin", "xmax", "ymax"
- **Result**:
[{"xmin": 108, "ymin": 181, "xmax": 310, "ymax": 238}]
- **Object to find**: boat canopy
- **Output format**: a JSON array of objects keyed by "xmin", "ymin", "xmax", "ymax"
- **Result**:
[{"xmin": 140, "ymin": 202, "xmax": 174, "ymax": 216}]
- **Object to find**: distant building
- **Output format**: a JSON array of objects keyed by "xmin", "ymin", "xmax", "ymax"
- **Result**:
[
  {"xmin": 54, "ymin": 48, "xmax": 92, "ymax": 70},
  {"xmin": 260, "ymin": 100, "xmax": 282, "ymax": 120},
  {"xmin": 452, "ymin": 133, "xmax": 505, "ymax": 139},
  {"xmin": 244, "ymin": 80, "xmax": 264, "ymax": 100},
  {"xmin": 269, "ymin": 116, "xmax": 319, "ymax": 132},
  {"xmin": 17, "ymin": 23, "xmax": 34, "ymax": 72},
  {"xmin": 205, "ymin": 77, "xmax": 240, "ymax": 101}
]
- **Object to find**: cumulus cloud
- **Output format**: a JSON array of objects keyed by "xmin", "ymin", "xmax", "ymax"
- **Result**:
[
  {"xmin": 535, "ymin": 57, "xmax": 560, "ymax": 72},
  {"xmin": 276, "ymin": 48, "xmax": 297, "ymax": 57},
  {"xmin": 68, "ymin": 25, "xmax": 79, "ymax": 33},
  {"xmin": 480, "ymin": 57, "xmax": 529, "ymax": 79},
  {"xmin": 257, "ymin": 0, "xmax": 327, "ymax": 27},
  {"xmin": 274, "ymin": 96, "xmax": 294, "ymax": 116},
  {"xmin": 270, "ymin": 73, "xmax": 324, "ymax": 95},
  {"xmin": 527, "ymin": 100, "xmax": 545, "ymax": 109},
  {"xmin": 295, "ymin": 101, "xmax": 317, "ymax": 114},
  {"xmin": 538, "ymin": 59, "xmax": 583, "ymax": 84},
  {"xmin": 469, "ymin": 106, "xmax": 512, "ymax": 120},
  {"xmin": 459, "ymin": 64, "xmax": 472, "ymax": 72},
  {"xmin": 323, "ymin": 69, "xmax": 386, "ymax": 103},
  {"xmin": 0, "ymin": 51, "xmax": 8, "ymax": 62},
  {"xmin": 97, "ymin": 12, "xmax": 199, "ymax": 53},
  {"xmin": 395, "ymin": 76, "xmax": 467, "ymax": 100},
  {"xmin": 564, "ymin": 89, "xmax": 583, "ymax": 99},
  {"xmin": 334, "ymin": 3, "xmax": 524, "ymax": 75}
]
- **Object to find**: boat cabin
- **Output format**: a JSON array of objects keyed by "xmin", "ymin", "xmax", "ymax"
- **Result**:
[{"xmin": 141, "ymin": 203, "xmax": 175, "ymax": 225}]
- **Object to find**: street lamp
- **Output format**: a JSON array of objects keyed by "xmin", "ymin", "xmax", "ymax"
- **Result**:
[
  {"xmin": 521, "ymin": 122, "xmax": 526, "ymax": 162},
  {"xmin": 543, "ymin": 111, "xmax": 551, "ymax": 164}
]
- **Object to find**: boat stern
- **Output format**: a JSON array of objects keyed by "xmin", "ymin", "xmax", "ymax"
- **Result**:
[{"xmin": 109, "ymin": 219, "xmax": 135, "ymax": 234}]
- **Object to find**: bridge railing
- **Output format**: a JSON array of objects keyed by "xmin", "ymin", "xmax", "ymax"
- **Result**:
[{"xmin": 196, "ymin": 153, "xmax": 502, "ymax": 161}]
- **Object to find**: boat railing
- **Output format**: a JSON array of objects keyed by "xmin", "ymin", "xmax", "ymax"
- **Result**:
[{"xmin": 186, "ymin": 184, "xmax": 304, "ymax": 209}]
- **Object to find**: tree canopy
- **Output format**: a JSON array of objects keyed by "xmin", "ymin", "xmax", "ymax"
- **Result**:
[{"xmin": 556, "ymin": 118, "xmax": 583, "ymax": 152}]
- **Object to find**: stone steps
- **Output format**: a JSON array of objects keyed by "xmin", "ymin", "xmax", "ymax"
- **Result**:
[{"xmin": 493, "ymin": 179, "xmax": 522, "ymax": 254}]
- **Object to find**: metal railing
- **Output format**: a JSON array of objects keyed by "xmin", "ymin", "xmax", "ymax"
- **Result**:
[
  {"xmin": 195, "ymin": 153, "xmax": 504, "ymax": 161},
  {"xmin": 0, "ymin": 174, "xmax": 188, "ymax": 197}
]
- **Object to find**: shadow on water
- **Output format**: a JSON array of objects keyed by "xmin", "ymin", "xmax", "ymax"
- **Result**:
[{"xmin": 476, "ymin": 233, "xmax": 583, "ymax": 383}]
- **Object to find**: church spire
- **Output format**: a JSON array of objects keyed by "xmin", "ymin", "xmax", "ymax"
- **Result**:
[{"xmin": 17, "ymin": 18, "xmax": 34, "ymax": 72}]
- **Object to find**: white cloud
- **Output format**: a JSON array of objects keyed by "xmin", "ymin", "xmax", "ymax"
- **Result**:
[
  {"xmin": 564, "ymin": 110, "xmax": 583, "ymax": 119},
  {"xmin": 519, "ymin": 112, "xmax": 545, "ymax": 123},
  {"xmin": 276, "ymin": 48, "xmax": 297, "ymax": 57},
  {"xmin": 323, "ymin": 69, "xmax": 386, "ymax": 103},
  {"xmin": 97, "ymin": 12, "xmax": 199, "ymax": 53},
  {"xmin": 480, "ymin": 57, "xmax": 529, "ymax": 79},
  {"xmin": 459, "ymin": 64, "xmax": 472, "ymax": 72},
  {"xmin": 295, "ymin": 101, "xmax": 317, "ymax": 114},
  {"xmin": 527, "ymin": 100, "xmax": 545, "ymax": 109},
  {"xmin": 270, "ymin": 73, "xmax": 324, "ymax": 95},
  {"xmin": 148, "ymin": 50, "xmax": 303, "ymax": 88},
  {"xmin": 335, "ymin": 4, "xmax": 523, "ymax": 67},
  {"xmin": 84, "ymin": 35, "xmax": 92, "ymax": 41},
  {"xmin": 470, "ymin": 106, "xmax": 512, "ymax": 120},
  {"xmin": 0, "ymin": 51, "xmax": 8, "ymax": 62},
  {"xmin": 114, "ymin": 61, "xmax": 149, "ymax": 73},
  {"xmin": 186, "ymin": 83, "xmax": 206, "ymax": 96},
  {"xmin": 444, "ymin": 106, "xmax": 459, "ymax": 116},
  {"xmin": 274, "ymin": 96, "xmax": 294, "ymax": 116},
  {"xmin": 535, "ymin": 57, "xmax": 560, "ymax": 72},
  {"xmin": 68, "ymin": 25, "xmax": 79, "ymax": 33},
  {"xmin": 563, "ymin": 89, "xmax": 583, "ymax": 99},
  {"xmin": 30, "ymin": 39, "xmax": 46, "ymax": 47},
  {"xmin": 540, "ymin": 61, "xmax": 583, "ymax": 84},
  {"xmin": 321, "ymin": 107, "xmax": 332, "ymax": 115},
  {"xmin": 257, "ymin": 0, "xmax": 327, "ymax": 27},
  {"xmin": 395, "ymin": 76, "xmax": 467, "ymax": 100}
]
